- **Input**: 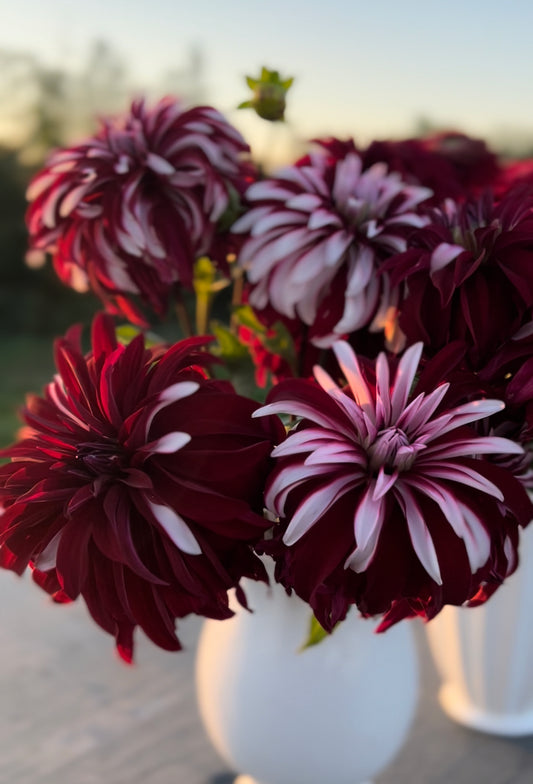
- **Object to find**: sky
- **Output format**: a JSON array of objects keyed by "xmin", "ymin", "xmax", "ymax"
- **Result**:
[{"xmin": 2, "ymin": 0, "xmax": 533, "ymax": 161}]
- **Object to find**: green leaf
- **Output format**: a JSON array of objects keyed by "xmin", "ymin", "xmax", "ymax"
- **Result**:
[
  {"xmin": 211, "ymin": 322, "xmax": 249, "ymax": 361},
  {"xmin": 246, "ymin": 75, "xmax": 258, "ymax": 89},
  {"xmin": 234, "ymin": 304, "xmax": 267, "ymax": 333},
  {"xmin": 116, "ymin": 324, "xmax": 161, "ymax": 348},
  {"xmin": 226, "ymin": 361, "xmax": 266, "ymax": 401},
  {"xmin": 116, "ymin": 324, "xmax": 142, "ymax": 345},
  {"xmin": 299, "ymin": 614, "xmax": 332, "ymax": 652}
]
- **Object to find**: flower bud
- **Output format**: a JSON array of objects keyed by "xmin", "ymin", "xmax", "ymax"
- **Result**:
[{"xmin": 238, "ymin": 67, "xmax": 294, "ymax": 122}]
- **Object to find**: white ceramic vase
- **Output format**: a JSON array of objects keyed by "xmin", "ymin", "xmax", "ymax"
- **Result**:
[
  {"xmin": 426, "ymin": 522, "xmax": 533, "ymax": 736},
  {"xmin": 195, "ymin": 572, "xmax": 419, "ymax": 784}
]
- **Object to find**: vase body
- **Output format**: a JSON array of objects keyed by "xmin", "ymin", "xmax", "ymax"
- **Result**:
[
  {"xmin": 426, "ymin": 523, "xmax": 533, "ymax": 736},
  {"xmin": 195, "ymin": 574, "xmax": 418, "ymax": 784}
]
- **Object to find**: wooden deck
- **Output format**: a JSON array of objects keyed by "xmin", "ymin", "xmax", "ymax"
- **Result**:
[{"xmin": 1, "ymin": 569, "xmax": 532, "ymax": 784}]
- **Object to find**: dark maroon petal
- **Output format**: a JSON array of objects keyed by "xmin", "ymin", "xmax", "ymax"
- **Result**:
[{"xmin": 55, "ymin": 518, "xmax": 92, "ymax": 598}]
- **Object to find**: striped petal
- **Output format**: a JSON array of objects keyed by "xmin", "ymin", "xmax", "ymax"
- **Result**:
[
  {"xmin": 283, "ymin": 474, "xmax": 359, "ymax": 546},
  {"xmin": 395, "ymin": 484, "xmax": 442, "ymax": 584}
]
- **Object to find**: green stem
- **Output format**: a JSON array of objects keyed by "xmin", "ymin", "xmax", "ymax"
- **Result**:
[{"xmin": 174, "ymin": 290, "xmax": 193, "ymax": 338}]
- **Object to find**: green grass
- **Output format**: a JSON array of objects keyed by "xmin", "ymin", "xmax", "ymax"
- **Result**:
[{"xmin": 0, "ymin": 334, "xmax": 57, "ymax": 448}]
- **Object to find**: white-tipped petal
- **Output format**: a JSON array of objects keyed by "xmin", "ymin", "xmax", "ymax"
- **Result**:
[
  {"xmin": 270, "ymin": 428, "xmax": 346, "ymax": 458},
  {"xmin": 332, "ymin": 341, "xmax": 375, "ymax": 418},
  {"xmin": 34, "ymin": 532, "xmax": 62, "ymax": 571},
  {"xmin": 390, "ymin": 343, "xmax": 423, "ymax": 421},
  {"xmin": 423, "ymin": 436, "xmax": 524, "ymax": 460},
  {"xmin": 145, "ymin": 381, "xmax": 199, "ymax": 436},
  {"xmin": 421, "ymin": 463, "xmax": 504, "ymax": 501},
  {"xmin": 266, "ymin": 464, "xmax": 328, "ymax": 517},
  {"xmin": 345, "ymin": 485, "xmax": 385, "ymax": 572},
  {"xmin": 403, "ymin": 476, "xmax": 490, "ymax": 572},
  {"xmin": 430, "ymin": 242, "xmax": 464, "ymax": 273},
  {"xmin": 427, "ymin": 399, "xmax": 505, "ymax": 438},
  {"xmin": 353, "ymin": 483, "xmax": 385, "ymax": 553},
  {"xmin": 254, "ymin": 399, "xmax": 354, "ymax": 440},
  {"xmin": 396, "ymin": 484, "xmax": 442, "ymax": 584},
  {"xmin": 149, "ymin": 502, "xmax": 201, "ymax": 555},
  {"xmin": 143, "ymin": 431, "xmax": 191, "ymax": 455},
  {"xmin": 456, "ymin": 502, "xmax": 491, "ymax": 572},
  {"xmin": 283, "ymin": 474, "xmax": 358, "ymax": 546}
]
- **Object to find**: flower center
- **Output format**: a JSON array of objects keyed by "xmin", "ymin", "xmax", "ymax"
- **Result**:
[
  {"xmin": 446, "ymin": 196, "xmax": 502, "ymax": 257},
  {"xmin": 451, "ymin": 224, "xmax": 479, "ymax": 254},
  {"xmin": 75, "ymin": 438, "xmax": 127, "ymax": 478},
  {"xmin": 342, "ymin": 196, "xmax": 374, "ymax": 230},
  {"xmin": 367, "ymin": 426, "xmax": 412, "ymax": 473}
]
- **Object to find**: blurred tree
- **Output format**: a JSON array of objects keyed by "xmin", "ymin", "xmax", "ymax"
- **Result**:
[
  {"xmin": 159, "ymin": 44, "xmax": 206, "ymax": 105},
  {"xmin": 0, "ymin": 50, "xmax": 68, "ymax": 163},
  {"xmin": 0, "ymin": 41, "xmax": 131, "ymax": 163},
  {"xmin": 0, "ymin": 145, "xmax": 100, "ymax": 334},
  {"xmin": 64, "ymin": 40, "xmax": 130, "ymax": 141}
]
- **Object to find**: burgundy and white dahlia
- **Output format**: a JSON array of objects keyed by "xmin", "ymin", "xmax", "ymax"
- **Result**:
[
  {"xmin": 255, "ymin": 341, "xmax": 532, "ymax": 630},
  {"xmin": 232, "ymin": 143, "xmax": 431, "ymax": 347},
  {"xmin": 26, "ymin": 97, "xmax": 254, "ymax": 321},
  {"xmin": 0, "ymin": 315, "xmax": 284, "ymax": 661}
]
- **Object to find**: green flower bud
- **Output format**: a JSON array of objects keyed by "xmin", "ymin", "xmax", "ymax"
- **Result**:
[{"xmin": 238, "ymin": 67, "xmax": 294, "ymax": 122}]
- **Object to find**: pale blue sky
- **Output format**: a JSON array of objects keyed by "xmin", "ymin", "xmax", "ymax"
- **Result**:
[{"xmin": 3, "ymin": 0, "xmax": 533, "ymax": 154}]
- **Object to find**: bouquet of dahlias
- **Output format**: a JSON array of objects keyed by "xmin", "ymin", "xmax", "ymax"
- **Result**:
[{"xmin": 2, "ymin": 69, "xmax": 533, "ymax": 662}]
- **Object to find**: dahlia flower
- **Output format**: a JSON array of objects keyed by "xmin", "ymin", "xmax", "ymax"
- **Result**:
[
  {"xmin": 0, "ymin": 315, "xmax": 284, "ymax": 661},
  {"xmin": 387, "ymin": 189, "xmax": 533, "ymax": 367},
  {"xmin": 480, "ymin": 322, "xmax": 533, "ymax": 439},
  {"xmin": 232, "ymin": 143, "xmax": 431, "ymax": 347},
  {"xmin": 26, "ymin": 97, "xmax": 254, "ymax": 321},
  {"xmin": 471, "ymin": 323, "xmax": 533, "ymax": 486},
  {"xmin": 254, "ymin": 341, "xmax": 532, "ymax": 631},
  {"xmin": 363, "ymin": 133, "xmax": 499, "ymax": 203}
]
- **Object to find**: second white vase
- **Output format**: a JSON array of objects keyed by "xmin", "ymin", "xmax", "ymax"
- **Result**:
[{"xmin": 426, "ymin": 522, "xmax": 533, "ymax": 736}]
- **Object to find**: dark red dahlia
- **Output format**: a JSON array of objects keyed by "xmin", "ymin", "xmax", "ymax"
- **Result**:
[
  {"xmin": 479, "ymin": 322, "xmax": 533, "ymax": 440},
  {"xmin": 387, "ymin": 188, "xmax": 533, "ymax": 367},
  {"xmin": 254, "ymin": 341, "xmax": 532, "ymax": 631},
  {"xmin": 0, "ymin": 315, "xmax": 284, "ymax": 661},
  {"xmin": 362, "ymin": 132, "xmax": 500, "ymax": 203},
  {"xmin": 471, "ymin": 323, "xmax": 533, "ymax": 486},
  {"xmin": 232, "ymin": 140, "xmax": 431, "ymax": 348},
  {"xmin": 26, "ymin": 97, "xmax": 254, "ymax": 322}
]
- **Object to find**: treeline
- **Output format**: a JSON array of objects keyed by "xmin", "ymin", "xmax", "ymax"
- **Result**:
[{"xmin": 0, "ymin": 147, "xmax": 101, "ymax": 335}]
